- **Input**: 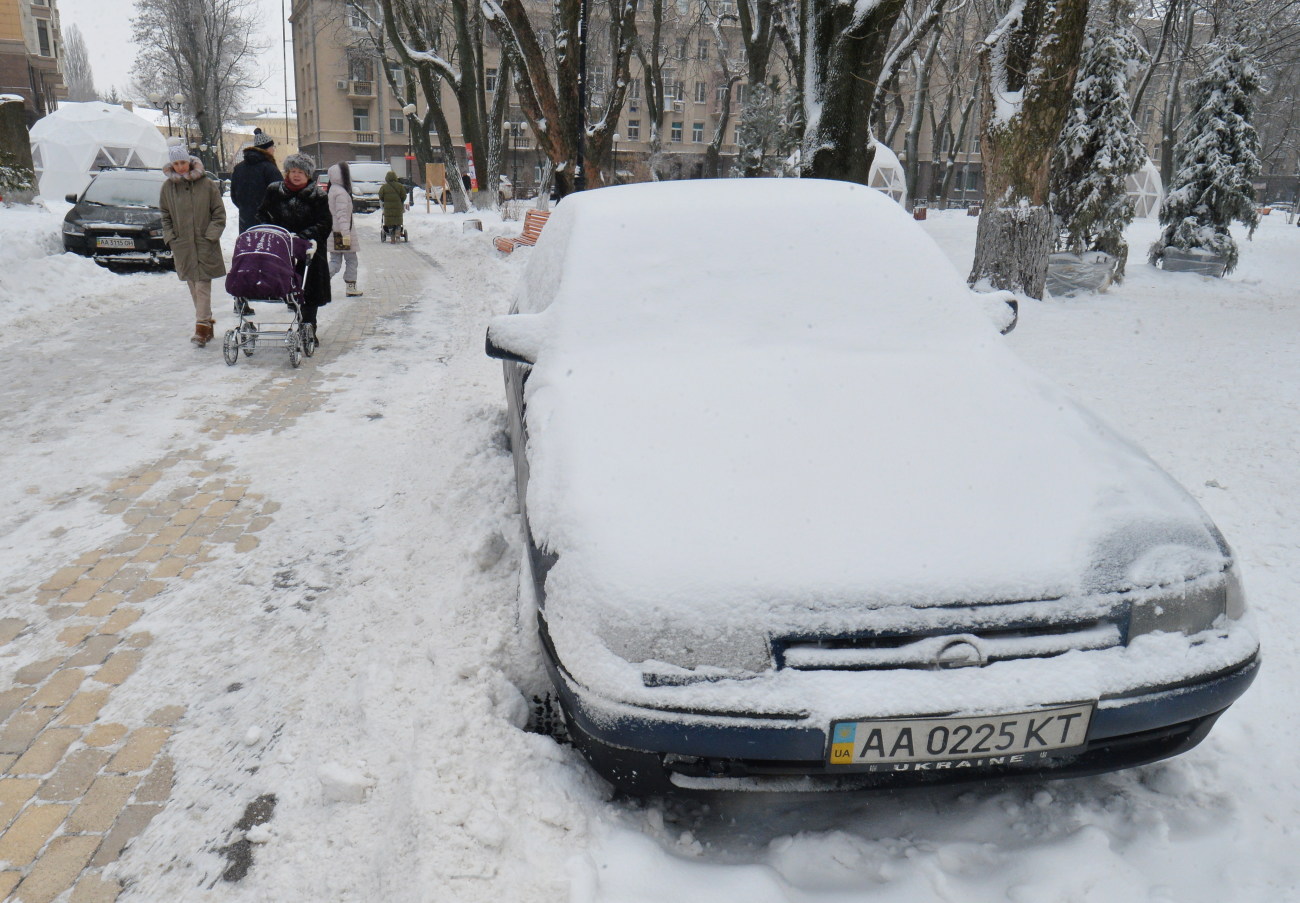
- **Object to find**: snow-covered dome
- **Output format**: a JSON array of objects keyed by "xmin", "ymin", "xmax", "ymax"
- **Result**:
[
  {"xmin": 29, "ymin": 102, "xmax": 169, "ymax": 201},
  {"xmin": 869, "ymin": 140, "xmax": 907, "ymax": 206},
  {"xmin": 1126, "ymin": 158, "xmax": 1163, "ymax": 219}
]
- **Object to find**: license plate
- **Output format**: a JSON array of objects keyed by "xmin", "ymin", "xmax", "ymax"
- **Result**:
[
  {"xmin": 829, "ymin": 703, "xmax": 1093, "ymax": 768},
  {"xmin": 96, "ymin": 237, "xmax": 135, "ymax": 249}
]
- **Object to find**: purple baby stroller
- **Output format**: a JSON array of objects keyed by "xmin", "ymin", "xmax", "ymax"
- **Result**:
[{"xmin": 223, "ymin": 225, "xmax": 314, "ymax": 368}]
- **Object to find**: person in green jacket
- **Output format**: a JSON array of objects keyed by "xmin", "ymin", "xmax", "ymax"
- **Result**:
[{"xmin": 377, "ymin": 171, "xmax": 407, "ymax": 241}]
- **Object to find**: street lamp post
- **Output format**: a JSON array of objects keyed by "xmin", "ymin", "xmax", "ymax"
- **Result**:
[
  {"xmin": 148, "ymin": 92, "xmax": 186, "ymax": 139},
  {"xmin": 612, "ymin": 132, "xmax": 619, "ymax": 183}
]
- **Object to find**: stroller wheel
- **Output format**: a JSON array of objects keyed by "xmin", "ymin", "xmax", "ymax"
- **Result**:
[
  {"xmin": 287, "ymin": 327, "xmax": 303, "ymax": 368},
  {"xmin": 222, "ymin": 330, "xmax": 239, "ymax": 366},
  {"xmin": 302, "ymin": 323, "xmax": 317, "ymax": 357},
  {"xmin": 240, "ymin": 321, "xmax": 258, "ymax": 356}
]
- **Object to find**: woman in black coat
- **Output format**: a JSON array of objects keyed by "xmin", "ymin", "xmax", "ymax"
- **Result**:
[{"xmin": 256, "ymin": 152, "xmax": 333, "ymax": 343}]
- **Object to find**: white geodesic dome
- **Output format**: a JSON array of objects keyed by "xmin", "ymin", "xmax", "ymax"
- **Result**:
[
  {"xmin": 1126, "ymin": 158, "xmax": 1163, "ymax": 218},
  {"xmin": 29, "ymin": 102, "xmax": 169, "ymax": 201},
  {"xmin": 869, "ymin": 140, "xmax": 908, "ymax": 206}
]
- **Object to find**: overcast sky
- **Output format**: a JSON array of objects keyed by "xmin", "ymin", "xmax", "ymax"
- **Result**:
[{"xmin": 57, "ymin": 0, "xmax": 296, "ymax": 113}]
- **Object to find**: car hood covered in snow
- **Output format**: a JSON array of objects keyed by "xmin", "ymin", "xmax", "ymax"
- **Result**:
[{"xmin": 508, "ymin": 179, "xmax": 1228, "ymax": 669}]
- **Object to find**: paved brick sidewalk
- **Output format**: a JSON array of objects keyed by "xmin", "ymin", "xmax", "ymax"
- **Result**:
[{"xmin": 0, "ymin": 270, "xmax": 411, "ymax": 901}]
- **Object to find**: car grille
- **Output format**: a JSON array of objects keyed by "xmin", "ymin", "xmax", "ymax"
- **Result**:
[{"xmin": 772, "ymin": 599, "xmax": 1124, "ymax": 671}]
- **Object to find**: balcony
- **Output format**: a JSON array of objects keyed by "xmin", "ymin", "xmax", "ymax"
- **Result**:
[
  {"xmin": 346, "ymin": 80, "xmax": 375, "ymax": 98},
  {"xmin": 354, "ymin": 132, "xmax": 377, "ymax": 144}
]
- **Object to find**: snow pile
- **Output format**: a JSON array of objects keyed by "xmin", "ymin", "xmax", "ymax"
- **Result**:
[{"xmin": 0, "ymin": 201, "xmax": 170, "ymax": 341}]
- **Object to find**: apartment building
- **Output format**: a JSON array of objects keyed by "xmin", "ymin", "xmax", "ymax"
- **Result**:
[
  {"xmin": 0, "ymin": 0, "xmax": 65, "ymax": 125},
  {"xmin": 289, "ymin": 0, "xmax": 751, "ymax": 193}
]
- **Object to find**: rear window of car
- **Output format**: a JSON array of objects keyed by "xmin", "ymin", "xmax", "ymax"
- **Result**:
[{"xmin": 82, "ymin": 172, "xmax": 164, "ymax": 207}]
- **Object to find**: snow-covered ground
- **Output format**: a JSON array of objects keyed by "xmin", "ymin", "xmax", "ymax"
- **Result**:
[{"xmin": 1, "ymin": 194, "xmax": 1297, "ymax": 902}]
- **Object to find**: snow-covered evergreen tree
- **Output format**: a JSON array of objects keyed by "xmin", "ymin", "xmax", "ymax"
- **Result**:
[
  {"xmin": 1050, "ymin": 21, "xmax": 1148, "ymax": 280},
  {"xmin": 1149, "ymin": 39, "xmax": 1262, "ymax": 274}
]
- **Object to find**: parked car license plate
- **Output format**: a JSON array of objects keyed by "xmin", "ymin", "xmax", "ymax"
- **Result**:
[
  {"xmin": 96, "ymin": 237, "xmax": 135, "ymax": 249},
  {"xmin": 829, "ymin": 703, "xmax": 1093, "ymax": 767}
]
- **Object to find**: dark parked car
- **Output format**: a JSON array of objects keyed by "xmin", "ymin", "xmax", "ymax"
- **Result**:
[
  {"xmin": 62, "ymin": 168, "xmax": 173, "ymax": 270},
  {"xmin": 485, "ymin": 179, "xmax": 1260, "ymax": 796}
]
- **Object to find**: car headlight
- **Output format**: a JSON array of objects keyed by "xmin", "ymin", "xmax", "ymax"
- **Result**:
[
  {"xmin": 63, "ymin": 222, "xmax": 84, "ymax": 235},
  {"xmin": 604, "ymin": 624, "xmax": 773, "ymax": 686},
  {"xmin": 1128, "ymin": 565, "xmax": 1244, "ymax": 639}
]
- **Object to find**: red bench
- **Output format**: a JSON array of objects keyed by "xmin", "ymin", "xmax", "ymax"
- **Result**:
[{"xmin": 494, "ymin": 209, "xmax": 551, "ymax": 254}]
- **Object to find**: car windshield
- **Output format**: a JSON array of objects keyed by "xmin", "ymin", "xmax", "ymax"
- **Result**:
[
  {"xmin": 82, "ymin": 172, "xmax": 163, "ymax": 207},
  {"xmin": 348, "ymin": 164, "xmax": 390, "ymax": 183}
]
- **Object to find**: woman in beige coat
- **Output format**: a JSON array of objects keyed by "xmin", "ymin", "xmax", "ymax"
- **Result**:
[{"xmin": 159, "ymin": 143, "xmax": 227, "ymax": 346}]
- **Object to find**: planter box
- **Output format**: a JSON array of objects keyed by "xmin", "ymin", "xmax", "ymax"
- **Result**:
[
  {"xmin": 1159, "ymin": 247, "xmax": 1228, "ymax": 278},
  {"xmin": 1046, "ymin": 251, "xmax": 1116, "ymax": 297}
]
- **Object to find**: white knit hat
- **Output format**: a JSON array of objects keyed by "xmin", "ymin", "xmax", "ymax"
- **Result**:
[{"xmin": 167, "ymin": 140, "xmax": 190, "ymax": 163}]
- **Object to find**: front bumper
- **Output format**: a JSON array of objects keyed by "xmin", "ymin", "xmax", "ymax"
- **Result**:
[
  {"xmin": 63, "ymin": 234, "xmax": 172, "ymax": 268},
  {"xmin": 543, "ymin": 622, "xmax": 1260, "ymax": 791}
]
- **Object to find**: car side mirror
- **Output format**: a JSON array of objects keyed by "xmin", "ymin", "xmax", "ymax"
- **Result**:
[
  {"xmin": 973, "ymin": 290, "xmax": 1019, "ymax": 335},
  {"xmin": 485, "ymin": 330, "xmax": 534, "ymax": 364},
  {"xmin": 484, "ymin": 313, "xmax": 545, "ymax": 364},
  {"xmin": 65, "ymin": 194, "xmax": 78, "ymax": 204}
]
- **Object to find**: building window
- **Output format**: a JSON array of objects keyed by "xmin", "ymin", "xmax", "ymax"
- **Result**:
[
  {"xmin": 692, "ymin": 122, "xmax": 704, "ymax": 143},
  {"xmin": 626, "ymin": 119, "xmax": 640, "ymax": 140},
  {"xmin": 348, "ymin": 2, "xmax": 366, "ymax": 29},
  {"xmin": 671, "ymin": 121, "xmax": 683, "ymax": 143},
  {"xmin": 390, "ymin": 110, "xmax": 405, "ymax": 133},
  {"xmin": 734, "ymin": 83, "xmax": 747, "ymax": 106},
  {"xmin": 734, "ymin": 123, "xmax": 741, "ymax": 144},
  {"xmin": 37, "ymin": 21, "xmax": 51, "ymax": 57},
  {"xmin": 675, "ymin": 39, "xmax": 687, "ymax": 60},
  {"xmin": 485, "ymin": 67, "xmax": 498, "ymax": 92},
  {"xmin": 697, "ymin": 39, "xmax": 709, "ymax": 60},
  {"xmin": 694, "ymin": 81, "xmax": 707, "ymax": 104},
  {"xmin": 353, "ymin": 107, "xmax": 371, "ymax": 131},
  {"xmin": 348, "ymin": 56, "xmax": 372, "ymax": 82},
  {"xmin": 386, "ymin": 62, "xmax": 405, "ymax": 91},
  {"xmin": 628, "ymin": 78, "xmax": 640, "ymax": 112}
]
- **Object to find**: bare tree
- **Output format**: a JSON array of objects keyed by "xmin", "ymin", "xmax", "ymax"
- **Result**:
[
  {"xmin": 131, "ymin": 0, "xmax": 266, "ymax": 172},
  {"xmin": 482, "ymin": 0, "xmax": 639, "ymax": 195},
  {"xmin": 801, "ymin": 0, "xmax": 950, "ymax": 183},
  {"xmin": 967, "ymin": 0, "xmax": 1090, "ymax": 299},
  {"xmin": 62, "ymin": 25, "xmax": 99, "ymax": 102}
]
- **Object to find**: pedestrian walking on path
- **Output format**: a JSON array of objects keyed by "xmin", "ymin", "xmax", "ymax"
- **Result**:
[
  {"xmin": 378, "ymin": 170, "xmax": 407, "ymax": 242},
  {"xmin": 159, "ymin": 140, "xmax": 227, "ymax": 347},
  {"xmin": 326, "ymin": 162, "xmax": 364, "ymax": 297},
  {"xmin": 256, "ymin": 153, "xmax": 333, "ymax": 345},
  {"xmin": 230, "ymin": 130, "xmax": 281, "ymax": 234}
]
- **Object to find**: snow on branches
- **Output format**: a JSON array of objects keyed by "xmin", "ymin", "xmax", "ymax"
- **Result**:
[
  {"xmin": 1050, "ymin": 23, "xmax": 1148, "ymax": 278},
  {"xmin": 1150, "ymin": 39, "xmax": 1262, "ymax": 274}
]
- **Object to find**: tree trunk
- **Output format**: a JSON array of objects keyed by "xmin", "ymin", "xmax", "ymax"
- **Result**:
[
  {"xmin": 904, "ymin": 32, "xmax": 941, "ymax": 208},
  {"xmin": 968, "ymin": 0, "xmax": 1090, "ymax": 298},
  {"xmin": 802, "ymin": 0, "xmax": 909, "ymax": 183},
  {"xmin": 0, "ymin": 99, "xmax": 36, "ymax": 202}
]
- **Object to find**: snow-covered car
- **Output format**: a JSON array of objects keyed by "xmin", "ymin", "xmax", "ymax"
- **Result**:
[
  {"xmin": 61, "ymin": 168, "xmax": 173, "ymax": 270},
  {"xmin": 345, "ymin": 161, "xmax": 393, "ymax": 212},
  {"xmin": 485, "ymin": 179, "xmax": 1260, "ymax": 795}
]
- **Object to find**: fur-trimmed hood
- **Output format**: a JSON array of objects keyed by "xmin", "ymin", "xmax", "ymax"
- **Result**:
[{"xmin": 163, "ymin": 157, "xmax": 207, "ymax": 181}]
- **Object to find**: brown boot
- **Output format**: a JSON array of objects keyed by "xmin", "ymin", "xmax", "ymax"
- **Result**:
[{"xmin": 192, "ymin": 319, "xmax": 215, "ymax": 347}]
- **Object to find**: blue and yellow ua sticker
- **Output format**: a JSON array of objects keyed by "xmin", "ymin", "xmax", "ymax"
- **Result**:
[{"xmin": 830, "ymin": 723, "xmax": 856, "ymax": 764}]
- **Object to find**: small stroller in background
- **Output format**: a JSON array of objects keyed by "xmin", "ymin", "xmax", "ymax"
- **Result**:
[
  {"xmin": 380, "ymin": 220, "xmax": 408, "ymax": 243},
  {"xmin": 223, "ymin": 225, "xmax": 315, "ymax": 368}
]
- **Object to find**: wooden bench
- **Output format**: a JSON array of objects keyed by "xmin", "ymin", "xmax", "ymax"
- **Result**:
[{"xmin": 494, "ymin": 209, "xmax": 551, "ymax": 254}]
